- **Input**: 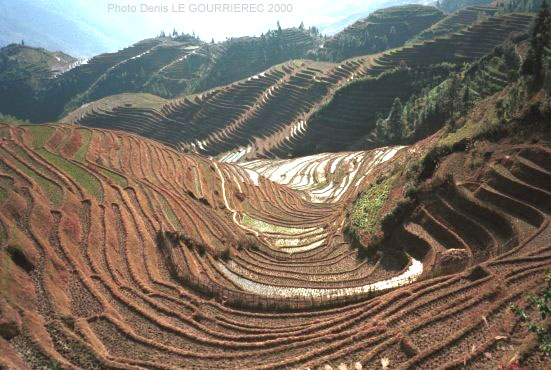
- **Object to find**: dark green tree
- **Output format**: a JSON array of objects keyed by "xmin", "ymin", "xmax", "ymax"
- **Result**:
[
  {"xmin": 387, "ymin": 97, "xmax": 403, "ymax": 142},
  {"xmin": 522, "ymin": 0, "xmax": 550, "ymax": 78}
]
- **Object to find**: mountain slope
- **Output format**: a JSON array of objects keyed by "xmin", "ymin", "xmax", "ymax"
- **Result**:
[
  {"xmin": 1, "ymin": 77, "xmax": 550, "ymax": 368},
  {"xmin": 0, "ymin": 28, "xmax": 323, "ymax": 123},
  {"xmin": 0, "ymin": 4, "xmax": 450, "ymax": 123},
  {"xmin": 64, "ymin": 10, "xmax": 534, "ymax": 161},
  {"xmin": 315, "ymin": 4, "xmax": 445, "ymax": 61}
]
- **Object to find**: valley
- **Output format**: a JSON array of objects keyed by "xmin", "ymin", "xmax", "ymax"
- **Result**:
[{"xmin": 0, "ymin": 1, "xmax": 550, "ymax": 369}]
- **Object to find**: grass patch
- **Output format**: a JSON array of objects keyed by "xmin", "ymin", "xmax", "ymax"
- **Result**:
[
  {"xmin": 99, "ymin": 167, "xmax": 128, "ymax": 188},
  {"xmin": 74, "ymin": 128, "xmax": 92, "ymax": 162},
  {"xmin": 350, "ymin": 175, "xmax": 395, "ymax": 235},
  {"xmin": 157, "ymin": 193, "xmax": 182, "ymax": 229},
  {"xmin": 0, "ymin": 147, "xmax": 62, "ymax": 207},
  {"xmin": 37, "ymin": 149, "xmax": 103, "ymax": 201},
  {"xmin": 0, "ymin": 187, "xmax": 7, "ymax": 202},
  {"xmin": 26, "ymin": 125, "xmax": 55, "ymax": 149}
]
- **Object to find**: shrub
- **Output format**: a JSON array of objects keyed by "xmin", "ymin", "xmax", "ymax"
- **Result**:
[{"xmin": 511, "ymin": 271, "xmax": 551, "ymax": 354}]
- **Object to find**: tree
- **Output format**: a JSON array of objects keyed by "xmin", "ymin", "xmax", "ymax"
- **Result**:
[
  {"xmin": 160, "ymin": 30, "xmax": 166, "ymax": 37},
  {"xmin": 389, "ymin": 26, "xmax": 397, "ymax": 41},
  {"xmin": 299, "ymin": 21, "xmax": 304, "ymax": 30},
  {"xmin": 522, "ymin": 0, "xmax": 550, "ymax": 78},
  {"xmin": 277, "ymin": 20, "xmax": 282, "ymax": 32},
  {"xmin": 172, "ymin": 28, "xmax": 178, "ymax": 37},
  {"xmin": 386, "ymin": 97, "xmax": 403, "ymax": 142}
]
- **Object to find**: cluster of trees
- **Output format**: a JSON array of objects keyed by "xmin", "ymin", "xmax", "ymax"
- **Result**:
[
  {"xmin": 375, "ymin": 0, "xmax": 551, "ymax": 147},
  {"xmin": 317, "ymin": 24, "xmax": 404, "ymax": 61},
  {"xmin": 522, "ymin": 0, "xmax": 550, "ymax": 82},
  {"xmin": 313, "ymin": 6, "xmax": 443, "ymax": 62},
  {"xmin": 158, "ymin": 29, "xmax": 201, "ymax": 40},
  {"xmin": 503, "ymin": 0, "xmax": 550, "ymax": 12},
  {"xmin": 437, "ymin": 0, "xmax": 490, "ymax": 13},
  {"xmin": 375, "ymin": 43, "xmax": 522, "ymax": 144}
]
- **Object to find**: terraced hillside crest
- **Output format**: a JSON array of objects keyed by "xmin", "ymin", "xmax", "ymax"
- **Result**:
[
  {"xmin": 65, "ymin": 8, "xmax": 534, "ymax": 161},
  {"xmin": 0, "ymin": 27, "xmax": 320, "ymax": 122}
]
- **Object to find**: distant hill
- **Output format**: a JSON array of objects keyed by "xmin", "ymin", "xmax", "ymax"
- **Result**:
[
  {"xmin": 0, "ymin": 44, "xmax": 80, "ymax": 122},
  {"xmin": 314, "ymin": 5, "xmax": 444, "ymax": 61},
  {"xmin": 0, "ymin": 43, "xmax": 78, "ymax": 80},
  {"xmin": 437, "ymin": 0, "xmax": 494, "ymax": 13},
  {"xmin": 0, "ymin": 4, "xmax": 447, "ymax": 123},
  {"xmin": 63, "ymin": 10, "xmax": 533, "ymax": 161},
  {"xmin": 0, "ymin": 27, "xmax": 322, "ymax": 122},
  {"xmin": 0, "ymin": 0, "xmax": 436, "ymax": 59},
  {"xmin": 0, "ymin": 0, "xmax": 144, "ymax": 58},
  {"xmin": 315, "ymin": 0, "xmax": 438, "ymax": 35}
]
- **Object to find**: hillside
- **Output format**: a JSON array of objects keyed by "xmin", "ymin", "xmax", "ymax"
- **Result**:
[
  {"xmin": 0, "ymin": 4, "xmax": 452, "ymax": 124},
  {"xmin": 0, "ymin": 44, "xmax": 79, "ymax": 119},
  {"xmin": 438, "ymin": 0, "xmax": 494, "ymax": 13},
  {"xmin": 314, "ymin": 5, "xmax": 445, "ymax": 61},
  {"xmin": 0, "ymin": 28, "xmax": 323, "ymax": 123},
  {"xmin": 2, "ymin": 2, "xmax": 551, "ymax": 369},
  {"xmin": 64, "ymin": 9, "xmax": 534, "ymax": 161},
  {"xmin": 1, "ymin": 66, "xmax": 550, "ymax": 369}
]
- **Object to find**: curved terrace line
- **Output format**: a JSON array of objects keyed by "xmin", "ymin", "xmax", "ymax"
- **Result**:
[{"xmin": 218, "ymin": 256, "xmax": 423, "ymax": 298}]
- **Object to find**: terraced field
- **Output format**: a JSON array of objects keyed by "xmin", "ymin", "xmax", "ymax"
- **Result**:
[
  {"xmin": 0, "ymin": 27, "xmax": 321, "ymax": 123},
  {"xmin": 65, "ymin": 9, "xmax": 534, "ymax": 161},
  {"xmin": 1, "ymin": 122, "xmax": 550, "ymax": 369}
]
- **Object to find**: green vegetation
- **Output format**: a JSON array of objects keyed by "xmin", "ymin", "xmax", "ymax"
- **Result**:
[
  {"xmin": 0, "ymin": 6, "xmax": 443, "ymax": 123},
  {"xmin": 314, "ymin": 5, "xmax": 444, "ymax": 61},
  {"xmin": 349, "ymin": 5, "xmax": 551, "ymax": 251},
  {"xmin": 521, "ymin": 0, "xmax": 550, "ymax": 85},
  {"xmin": 37, "ymin": 149, "xmax": 103, "ymax": 201},
  {"xmin": 99, "ymin": 167, "xmax": 128, "ymax": 188},
  {"xmin": 74, "ymin": 128, "xmax": 92, "ymax": 162},
  {"xmin": 438, "ymin": 0, "xmax": 492, "ymax": 13},
  {"xmin": 0, "ymin": 44, "xmax": 77, "ymax": 122},
  {"xmin": 0, "ymin": 112, "xmax": 29, "ymax": 124},
  {"xmin": 301, "ymin": 62, "xmax": 458, "ymax": 156},
  {"xmin": 0, "ymin": 177, "xmax": 13, "ymax": 203},
  {"xmin": 26, "ymin": 125, "xmax": 54, "ymax": 149},
  {"xmin": 350, "ymin": 176, "xmax": 395, "ymax": 235},
  {"xmin": 375, "ymin": 42, "xmax": 523, "ymax": 145},
  {"xmin": 157, "ymin": 193, "xmax": 182, "ymax": 229},
  {"xmin": 0, "ymin": 146, "xmax": 62, "ymax": 207},
  {"xmin": 504, "ymin": 0, "xmax": 549, "ymax": 12},
  {"xmin": 415, "ymin": 6, "xmax": 495, "ymax": 42},
  {"xmin": 511, "ymin": 271, "xmax": 551, "ymax": 354},
  {"xmin": 61, "ymin": 28, "xmax": 320, "ymax": 118}
]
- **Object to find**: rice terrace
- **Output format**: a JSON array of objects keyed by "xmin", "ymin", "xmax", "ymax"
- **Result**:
[{"xmin": 0, "ymin": 0, "xmax": 550, "ymax": 369}]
